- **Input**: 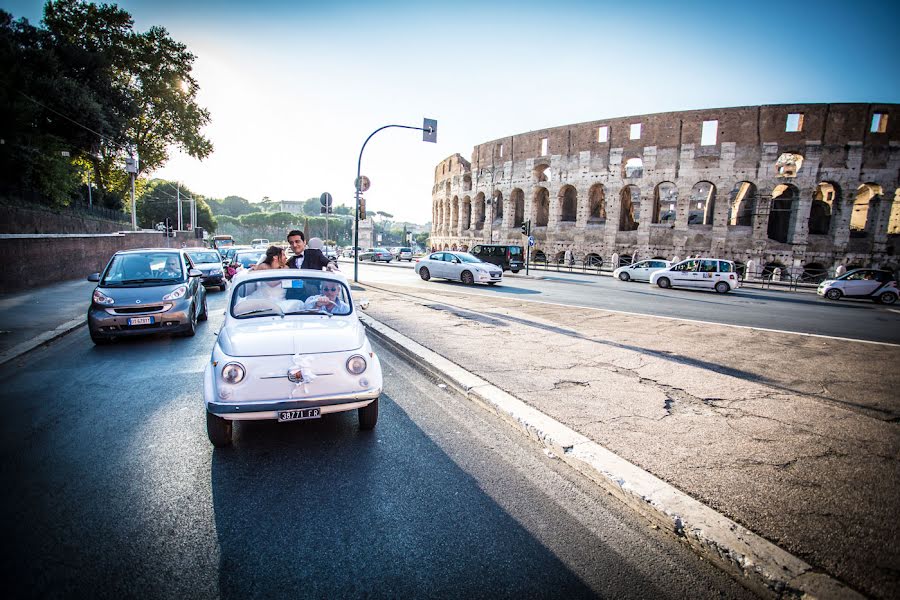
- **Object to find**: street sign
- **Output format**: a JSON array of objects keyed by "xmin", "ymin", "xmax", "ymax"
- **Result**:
[
  {"xmin": 528, "ymin": 236, "xmax": 535, "ymax": 247},
  {"xmin": 423, "ymin": 118, "xmax": 437, "ymax": 143},
  {"xmin": 355, "ymin": 176, "xmax": 371, "ymax": 192},
  {"xmin": 125, "ymin": 156, "xmax": 139, "ymax": 174},
  {"xmin": 320, "ymin": 192, "xmax": 333, "ymax": 207}
]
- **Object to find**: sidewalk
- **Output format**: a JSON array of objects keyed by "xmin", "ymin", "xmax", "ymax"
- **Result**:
[
  {"xmin": 3, "ymin": 277, "xmax": 897, "ymax": 598},
  {"xmin": 356, "ymin": 281, "xmax": 898, "ymax": 599}
]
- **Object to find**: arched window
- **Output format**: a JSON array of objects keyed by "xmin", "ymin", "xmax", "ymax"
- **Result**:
[
  {"xmin": 809, "ymin": 183, "xmax": 837, "ymax": 235},
  {"xmin": 768, "ymin": 184, "xmax": 798, "ymax": 243},
  {"xmin": 474, "ymin": 192, "xmax": 486, "ymax": 230},
  {"xmin": 653, "ymin": 182, "xmax": 677, "ymax": 224},
  {"xmin": 462, "ymin": 196, "xmax": 472, "ymax": 230},
  {"xmin": 889, "ymin": 188, "xmax": 900, "ymax": 235},
  {"xmin": 728, "ymin": 182, "xmax": 757, "ymax": 226},
  {"xmin": 533, "ymin": 164, "xmax": 551, "ymax": 183},
  {"xmin": 462, "ymin": 174, "xmax": 472, "ymax": 191},
  {"xmin": 619, "ymin": 186, "xmax": 640, "ymax": 231},
  {"xmin": 511, "ymin": 189, "xmax": 525, "ymax": 229},
  {"xmin": 588, "ymin": 184, "xmax": 606, "ymax": 222},
  {"xmin": 492, "ymin": 191, "xmax": 503, "ymax": 224},
  {"xmin": 624, "ymin": 157, "xmax": 643, "ymax": 178},
  {"xmin": 851, "ymin": 184, "xmax": 882, "ymax": 237},
  {"xmin": 559, "ymin": 185, "xmax": 577, "ymax": 222},
  {"xmin": 775, "ymin": 153, "xmax": 804, "ymax": 177},
  {"xmin": 450, "ymin": 196, "xmax": 459, "ymax": 231},
  {"xmin": 688, "ymin": 182, "xmax": 716, "ymax": 225},
  {"xmin": 534, "ymin": 188, "xmax": 550, "ymax": 226}
]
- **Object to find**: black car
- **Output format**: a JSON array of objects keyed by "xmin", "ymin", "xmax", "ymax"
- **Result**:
[
  {"xmin": 185, "ymin": 248, "xmax": 227, "ymax": 291},
  {"xmin": 470, "ymin": 244, "xmax": 524, "ymax": 272}
]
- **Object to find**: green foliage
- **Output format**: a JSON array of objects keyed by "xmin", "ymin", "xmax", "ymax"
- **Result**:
[
  {"xmin": 137, "ymin": 179, "xmax": 216, "ymax": 233},
  {"xmin": 206, "ymin": 195, "xmax": 254, "ymax": 217}
]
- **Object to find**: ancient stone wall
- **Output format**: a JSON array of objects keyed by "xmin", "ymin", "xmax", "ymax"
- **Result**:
[{"xmin": 431, "ymin": 103, "xmax": 899, "ymax": 276}]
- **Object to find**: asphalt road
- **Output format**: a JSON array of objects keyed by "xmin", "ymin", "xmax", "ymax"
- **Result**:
[
  {"xmin": 0, "ymin": 290, "xmax": 755, "ymax": 599},
  {"xmin": 345, "ymin": 259, "xmax": 900, "ymax": 345}
]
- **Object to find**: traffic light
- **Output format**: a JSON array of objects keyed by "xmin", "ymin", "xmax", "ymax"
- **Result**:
[
  {"xmin": 520, "ymin": 219, "xmax": 530, "ymax": 236},
  {"xmin": 164, "ymin": 217, "xmax": 173, "ymax": 237},
  {"xmin": 358, "ymin": 196, "xmax": 366, "ymax": 221}
]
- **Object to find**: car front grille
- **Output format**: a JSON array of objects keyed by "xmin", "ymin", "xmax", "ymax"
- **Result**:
[{"xmin": 111, "ymin": 305, "xmax": 166, "ymax": 314}]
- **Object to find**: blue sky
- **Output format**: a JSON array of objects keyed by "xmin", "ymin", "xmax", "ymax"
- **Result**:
[{"xmin": 4, "ymin": 0, "xmax": 899, "ymax": 223}]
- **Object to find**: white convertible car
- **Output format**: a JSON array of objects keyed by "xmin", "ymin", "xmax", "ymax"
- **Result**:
[{"xmin": 204, "ymin": 269, "xmax": 383, "ymax": 447}]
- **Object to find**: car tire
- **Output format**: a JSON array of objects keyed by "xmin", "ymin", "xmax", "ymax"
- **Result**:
[
  {"xmin": 219, "ymin": 285, "xmax": 227, "ymax": 292},
  {"xmin": 198, "ymin": 297, "xmax": 208, "ymax": 321},
  {"xmin": 619, "ymin": 272, "xmax": 630, "ymax": 282},
  {"xmin": 206, "ymin": 411, "xmax": 232, "ymax": 447},
  {"xmin": 358, "ymin": 398, "xmax": 378, "ymax": 430},
  {"xmin": 419, "ymin": 267, "xmax": 431, "ymax": 281},
  {"xmin": 180, "ymin": 308, "xmax": 197, "ymax": 337},
  {"xmin": 877, "ymin": 291, "xmax": 897, "ymax": 305},
  {"xmin": 90, "ymin": 330, "xmax": 111, "ymax": 345},
  {"xmin": 714, "ymin": 281, "xmax": 730, "ymax": 294},
  {"xmin": 461, "ymin": 271, "xmax": 475, "ymax": 285},
  {"xmin": 657, "ymin": 277, "xmax": 671, "ymax": 289},
  {"xmin": 511, "ymin": 269, "xmax": 520, "ymax": 273},
  {"xmin": 825, "ymin": 289, "xmax": 843, "ymax": 301}
]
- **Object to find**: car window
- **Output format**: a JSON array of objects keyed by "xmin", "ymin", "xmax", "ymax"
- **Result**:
[
  {"xmin": 699, "ymin": 260, "xmax": 718, "ymax": 273},
  {"xmin": 508, "ymin": 246, "xmax": 522, "ymax": 256},
  {"xmin": 632, "ymin": 261, "xmax": 647, "ymax": 268},
  {"xmin": 231, "ymin": 276, "xmax": 351, "ymax": 318},
  {"xmin": 428, "ymin": 253, "xmax": 443, "ymax": 261},
  {"xmin": 188, "ymin": 251, "xmax": 222, "ymax": 264},
  {"xmin": 845, "ymin": 271, "xmax": 868, "ymax": 281},
  {"xmin": 455, "ymin": 253, "xmax": 482, "ymax": 263},
  {"xmin": 235, "ymin": 252, "xmax": 264, "ymax": 268},
  {"xmin": 102, "ymin": 253, "xmax": 183, "ymax": 285},
  {"xmin": 719, "ymin": 261, "xmax": 733, "ymax": 273},
  {"xmin": 672, "ymin": 260, "xmax": 698, "ymax": 272}
]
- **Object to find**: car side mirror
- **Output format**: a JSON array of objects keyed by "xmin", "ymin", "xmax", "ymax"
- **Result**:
[
  {"xmin": 88, "ymin": 273, "xmax": 100, "ymax": 282},
  {"xmin": 357, "ymin": 298, "xmax": 370, "ymax": 311},
  {"xmin": 188, "ymin": 268, "xmax": 203, "ymax": 278}
]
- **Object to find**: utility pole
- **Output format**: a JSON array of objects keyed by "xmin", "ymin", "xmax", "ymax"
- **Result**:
[
  {"xmin": 125, "ymin": 155, "xmax": 138, "ymax": 230},
  {"xmin": 177, "ymin": 183, "xmax": 183, "ymax": 231}
]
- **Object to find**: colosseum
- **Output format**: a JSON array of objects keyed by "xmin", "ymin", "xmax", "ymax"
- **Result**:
[{"xmin": 430, "ymin": 103, "xmax": 899, "ymax": 278}]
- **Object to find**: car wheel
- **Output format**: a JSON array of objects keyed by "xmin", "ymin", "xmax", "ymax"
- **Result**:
[
  {"xmin": 511, "ymin": 269, "xmax": 520, "ymax": 273},
  {"xmin": 90, "ymin": 330, "xmax": 111, "ymax": 345},
  {"xmin": 180, "ymin": 308, "xmax": 197, "ymax": 337},
  {"xmin": 619, "ymin": 272, "xmax": 630, "ymax": 282},
  {"xmin": 358, "ymin": 398, "xmax": 378, "ymax": 430},
  {"xmin": 461, "ymin": 270, "xmax": 475, "ymax": 285},
  {"xmin": 714, "ymin": 281, "xmax": 730, "ymax": 294},
  {"xmin": 198, "ymin": 296, "xmax": 209, "ymax": 321},
  {"xmin": 657, "ymin": 277, "xmax": 671, "ymax": 289},
  {"xmin": 419, "ymin": 267, "xmax": 431, "ymax": 281},
  {"xmin": 219, "ymin": 284, "xmax": 227, "ymax": 292},
  {"xmin": 825, "ymin": 289, "xmax": 842, "ymax": 301},
  {"xmin": 206, "ymin": 411, "xmax": 232, "ymax": 447},
  {"xmin": 877, "ymin": 291, "xmax": 898, "ymax": 305}
]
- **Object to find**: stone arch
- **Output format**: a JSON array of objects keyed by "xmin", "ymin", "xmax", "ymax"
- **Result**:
[
  {"xmin": 851, "ymin": 183, "xmax": 883, "ymax": 236},
  {"xmin": 653, "ymin": 182, "xmax": 677, "ymax": 224},
  {"xmin": 533, "ymin": 164, "xmax": 551, "ymax": 183},
  {"xmin": 442, "ymin": 199, "xmax": 451, "ymax": 233},
  {"xmin": 728, "ymin": 182, "xmax": 757, "ymax": 226},
  {"xmin": 462, "ymin": 174, "xmax": 472, "ymax": 192},
  {"xmin": 802, "ymin": 262, "xmax": 829, "ymax": 283},
  {"xmin": 445, "ymin": 180, "xmax": 451, "ymax": 195},
  {"xmin": 809, "ymin": 182, "xmax": 837, "ymax": 235},
  {"xmin": 554, "ymin": 250, "xmax": 567, "ymax": 264},
  {"xmin": 493, "ymin": 191, "xmax": 503, "ymax": 224},
  {"xmin": 762, "ymin": 260, "xmax": 787, "ymax": 280},
  {"xmin": 619, "ymin": 185, "xmax": 640, "ymax": 231},
  {"xmin": 559, "ymin": 185, "xmax": 577, "ymax": 222},
  {"xmin": 511, "ymin": 189, "xmax": 525, "ymax": 228},
  {"xmin": 450, "ymin": 195, "xmax": 459, "ymax": 231},
  {"xmin": 768, "ymin": 184, "xmax": 799, "ymax": 243},
  {"xmin": 889, "ymin": 188, "xmax": 900, "ymax": 235},
  {"xmin": 624, "ymin": 157, "xmax": 643, "ymax": 178},
  {"xmin": 584, "ymin": 253, "xmax": 603, "ymax": 267},
  {"xmin": 688, "ymin": 181, "xmax": 716, "ymax": 225},
  {"xmin": 588, "ymin": 184, "xmax": 606, "ymax": 222},
  {"xmin": 533, "ymin": 250, "xmax": 547, "ymax": 263},
  {"xmin": 534, "ymin": 187, "xmax": 550, "ymax": 226},
  {"xmin": 451, "ymin": 243, "xmax": 457, "ymax": 251},
  {"xmin": 474, "ymin": 192, "xmax": 486, "ymax": 230},
  {"xmin": 462, "ymin": 196, "xmax": 472, "ymax": 230},
  {"xmin": 775, "ymin": 153, "xmax": 804, "ymax": 178},
  {"xmin": 443, "ymin": 243, "xmax": 449, "ymax": 250}
]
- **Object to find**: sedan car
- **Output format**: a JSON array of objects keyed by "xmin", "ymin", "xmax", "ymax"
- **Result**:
[
  {"xmin": 204, "ymin": 270, "xmax": 382, "ymax": 447},
  {"xmin": 613, "ymin": 259, "xmax": 672, "ymax": 282},
  {"xmin": 185, "ymin": 248, "xmax": 227, "ymax": 291},
  {"xmin": 359, "ymin": 248, "xmax": 393, "ymax": 262},
  {"xmin": 232, "ymin": 249, "xmax": 266, "ymax": 270},
  {"xmin": 415, "ymin": 251, "xmax": 503, "ymax": 285},
  {"xmin": 817, "ymin": 269, "xmax": 898, "ymax": 304},
  {"xmin": 87, "ymin": 249, "xmax": 208, "ymax": 344}
]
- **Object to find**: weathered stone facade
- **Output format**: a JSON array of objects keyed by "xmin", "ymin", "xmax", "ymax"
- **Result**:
[{"xmin": 431, "ymin": 103, "xmax": 900, "ymax": 275}]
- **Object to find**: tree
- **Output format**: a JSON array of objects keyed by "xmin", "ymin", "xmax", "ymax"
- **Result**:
[{"xmin": 137, "ymin": 179, "xmax": 215, "ymax": 232}]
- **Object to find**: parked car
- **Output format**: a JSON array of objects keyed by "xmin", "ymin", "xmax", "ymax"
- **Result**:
[
  {"xmin": 360, "ymin": 248, "xmax": 392, "ymax": 262},
  {"xmin": 613, "ymin": 259, "xmax": 673, "ymax": 282},
  {"xmin": 470, "ymin": 244, "xmax": 524, "ymax": 272},
  {"xmin": 87, "ymin": 248, "xmax": 208, "ymax": 344},
  {"xmin": 817, "ymin": 269, "xmax": 898, "ymax": 304},
  {"xmin": 650, "ymin": 258, "xmax": 740, "ymax": 293},
  {"xmin": 203, "ymin": 270, "xmax": 382, "ymax": 447},
  {"xmin": 394, "ymin": 247, "xmax": 413, "ymax": 262},
  {"xmin": 250, "ymin": 238, "xmax": 270, "ymax": 249},
  {"xmin": 415, "ymin": 251, "xmax": 503, "ymax": 285},
  {"xmin": 184, "ymin": 248, "xmax": 227, "ymax": 291}
]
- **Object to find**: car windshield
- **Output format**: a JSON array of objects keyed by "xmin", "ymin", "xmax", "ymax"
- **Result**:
[
  {"xmin": 231, "ymin": 276, "xmax": 352, "ymax": 318},
  {"xmin": 101, "ymin": 253, "xmax": 183, "ymax": 286},
  {"xmin": 454, "ymin": 252, "xmax": 483, "ymax": 264},
  {"xmin": 235, "ymin": 252, "xmax": 264, "ymax": 268},
  {"xmin": 188, "ymin": 251, "xmax": 221, "ymax": 264}
]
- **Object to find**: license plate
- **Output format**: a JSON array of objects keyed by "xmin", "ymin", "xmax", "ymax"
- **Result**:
[
  {"xmin": 278, "ymin": 408, "xmax": 321, "ymax": 422},
  {"xmin": 127, "ymin": 316, "xmax": 154, "ymax": 326}
]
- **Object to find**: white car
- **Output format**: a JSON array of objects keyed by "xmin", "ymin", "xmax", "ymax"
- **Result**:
[
  {"xmin": 650, "ymin": 258, "xmax": 740, "ymax": 293},
  {"xmin": 204, "ymin": 269, "xmax": 383, "ymax": 447},
  {"xmin": 250, "ymin": 238, "xmax": 270, "ymax": 249},
  {"xmin": 613, "ymin": 259, "xmax": 672, "ymax": 282},
  {"xmin": 817, "ymin": 269, "xmax": 898, "ymax": 305},
  {"xmin": 415, "ymin": 251, "xmax": 503, "ymax": 285}
]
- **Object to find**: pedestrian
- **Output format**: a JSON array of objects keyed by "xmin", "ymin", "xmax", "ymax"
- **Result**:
[
  {"xmin": 835, "ymin": 264, "xmax": 846, "ymax": 277},
  {"xmin": 286, "ymin": 230, "xmax": 331, "ymax": 270}
]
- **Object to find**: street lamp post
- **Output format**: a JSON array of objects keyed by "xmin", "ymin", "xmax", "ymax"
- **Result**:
[{"xmin": 353, "ymin": 118, "xmax": 437, "ymax": 283}]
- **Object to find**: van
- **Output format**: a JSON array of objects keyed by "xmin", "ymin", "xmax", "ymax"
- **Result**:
[
  {"xmin": 650, "ymin": 258, "xmax": 740, "ymax": 293},
  {"xmin": 470, "ymin": 244, "xmax": 525, "ymax": 273},
  {"xmin": 251, "ymin": 238, "xmax": 269, "ymax": 249}
]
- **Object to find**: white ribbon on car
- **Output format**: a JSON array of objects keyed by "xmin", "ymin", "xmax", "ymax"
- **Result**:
[{"xmin": 289, "ymin": 353, "xmax": 317, "ymax": 397}]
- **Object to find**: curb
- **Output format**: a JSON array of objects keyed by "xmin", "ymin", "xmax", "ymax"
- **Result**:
[
  {"xmin": 0, "ymin": 317, "xmax": 86, "ymax": 367},
  {"xmin": 358, "ymin": 312, "xmax": 863, "ymax": 600}
]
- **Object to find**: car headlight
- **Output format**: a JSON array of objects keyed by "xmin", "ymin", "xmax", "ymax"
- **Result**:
[
  {"xmin": 210, "ymin": 269, "xmax": 222, "ymax": 275},
  {"xmin": 93, "ymin": 289, "xmax": 114, "ymax": 305},
  {"xmin": 163, "ymin": 285, "xmax": 187, "ymax": 300},
  {"xmin": 346, "ymin": 355, "xmax": 367, "ymax": 375},
  {"xmin": 221, "ymin": 362, "xmax": 246, "ymax": 384}
]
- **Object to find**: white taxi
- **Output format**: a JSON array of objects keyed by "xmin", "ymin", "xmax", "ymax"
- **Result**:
[{"xmin": 204, "ymin": 269, "xmax": 382, "ymax": 447}]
